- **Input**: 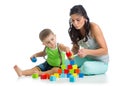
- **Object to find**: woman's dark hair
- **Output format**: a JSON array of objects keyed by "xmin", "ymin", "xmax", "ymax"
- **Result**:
[{"xmin": 68, "ymin": 5, "xmax": 91, "ymax": 44}]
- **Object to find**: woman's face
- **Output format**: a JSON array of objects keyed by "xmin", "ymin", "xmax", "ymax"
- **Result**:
[{"xmin": 70, "ymin": 14, "xmax": 86, "ymax": 30}]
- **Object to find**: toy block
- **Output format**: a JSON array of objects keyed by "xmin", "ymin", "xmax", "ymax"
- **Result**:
[
  {"xmin": 69, "ymin": 69, "xmax": 74, "ymax": 74},
  {"xmin": 67, "ymin": 73, "xmax": 72, "ymax": 78},
  {"xmin": 72, "ymin": 64, "xmax": 78, "ymax": 69},
  {"xmin": 66, "ymin": 51, "xmax": 72, "ymax": 58},
  {"xmin": 40, "ymin": 73, "xmax": 50, "ymax": 79},
  {"xmin": 31, "ymin": 57, "xmax": 37, "ymax": 62},
  {"xmin": 57, "ymin": 69, "xmax": 62, "ymax": 74},
  {"xmin": 54, "ymin": 73, "xmax": 59, "ymax": 78},
  {"xmin": 72, "ymin": 73, "xmax": 78, "ymax": 78},
  {"xmin": 50, "ymin": 75, "xmax": 56, "ymax": 81},
  {"xmin": 79, "ymin": 73, "xmax": 84, "ymax": 78},
  {"xmin": 61, "ymin": 64, "xmax": 66, "ymax": 70},
  {"xmin": 60, "ymin": 73, "xmax": 66, "ymax": 78},
  {"xmin": 70, "ymin": 60, "xmax": 75, "ymax": 65},
  {"xmin": 64, "ymin": 69, "xmax": 69, "ymax": 74},
  {"xmin": 32, "ymin": 73, "xmax": 39, "ymax": 78},
  {"xmin": 74, "ymin": 69, "xmax": 80, "ymax": 74},
  {"xmin": 69, "ymin": 75, "xmax": 76, "ymax": 82},
  {"xmin": 67, "ymin": 64, "xmax": 72, "ymax": 69}
]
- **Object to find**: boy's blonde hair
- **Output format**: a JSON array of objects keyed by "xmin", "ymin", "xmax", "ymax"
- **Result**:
[{"xmin": 39, "ymin": 28, "xmax": 54, "ymax": 41}]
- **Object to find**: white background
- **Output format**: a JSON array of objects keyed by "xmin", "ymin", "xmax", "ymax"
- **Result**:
[{"xmin": 0, "ymin": 0, "xmax": 120, "ymax": 86}]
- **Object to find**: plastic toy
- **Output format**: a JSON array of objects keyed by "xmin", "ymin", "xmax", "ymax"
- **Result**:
[{"xmin": 31, "ymin": 57, "xmax": 37, "ymax": 62}]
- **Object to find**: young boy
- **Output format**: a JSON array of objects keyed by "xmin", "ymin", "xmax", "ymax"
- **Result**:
[{"xmin": 14, "ymin": 28, "xmax": 70, "ymax": 77}]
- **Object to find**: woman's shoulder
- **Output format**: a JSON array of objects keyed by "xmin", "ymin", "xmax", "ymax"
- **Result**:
[
  {"xmin": 90, "ymin": 22, "xmax": 99, "ymax": 29},
  {"xmin": 90, "ymin": 22, "xmax": 102, "ymax": 37}
]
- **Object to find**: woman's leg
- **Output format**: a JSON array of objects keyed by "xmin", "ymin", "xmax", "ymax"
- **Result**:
[
  {"xmin": 80, "ymin": 61, "xmax": 108, "ymax": 75},
  {"xmin": 65, "ymin": 56, "xmax": 88, "ymax": 67}
]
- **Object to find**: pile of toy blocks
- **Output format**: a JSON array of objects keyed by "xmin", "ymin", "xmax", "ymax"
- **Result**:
[{"xmin": 32, "ymin": 60, "xmax": 84, "ymax": 82}]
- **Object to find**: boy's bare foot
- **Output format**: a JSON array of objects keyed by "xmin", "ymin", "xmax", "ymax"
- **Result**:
[{"xmin": 14, "ymin": 65, "xmax": 22, "ymax": 77}]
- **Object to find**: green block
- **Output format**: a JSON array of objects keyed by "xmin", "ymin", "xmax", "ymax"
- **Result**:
[
  {"xmin": 32, "ymin": 73, "xmax": 39, "ymax": 78},
  {"xmin": 69, "ymin": 69, "xmax": 74, "ymax": 74},
  {"xmin": 61, "ymin": 64, "xmax": 66, "ymax": 70}
]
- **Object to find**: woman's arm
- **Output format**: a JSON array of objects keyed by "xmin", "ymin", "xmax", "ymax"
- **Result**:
[{"xmin": 85, "ymin": 23, "xmax": 108, "ymax": 56}]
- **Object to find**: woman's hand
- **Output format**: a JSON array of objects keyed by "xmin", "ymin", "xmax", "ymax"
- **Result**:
[{"xmin": 78, "ymin": 49, "xmax": 88, "ymax": 58}]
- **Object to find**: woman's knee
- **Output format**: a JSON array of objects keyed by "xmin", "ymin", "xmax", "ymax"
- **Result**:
[{"xmin": 80, "ymin": 61, "xmax": 108, "ymax": 75}]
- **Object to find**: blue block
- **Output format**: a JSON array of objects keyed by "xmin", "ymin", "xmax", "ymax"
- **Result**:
[
  {"xmin": 67, "ymin": 73, "xmax": 72, "ymax": 78},
  {"xmin": 60, "ymin": 73, "xmax": 66, "ymax": 78},
  {"xmin": 69, "ymin": 75, "xmax": 76, "ymax": 82},
  {"xmin": 50, "ymin": 76, "xmax": 56, "ymax": 81},
  {"xmin": 70, "ymin": 60, "xmax": 75, "ymax": 65},
  {"xmin": 31, "ymin": 57, "xmax": 37, "ymax": 62},
  {"xmin": 79, "ymin": 73, "xmax": 84, "ymax": 78}
]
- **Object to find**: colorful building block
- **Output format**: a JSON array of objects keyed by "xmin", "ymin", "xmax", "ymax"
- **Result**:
[
  {"xmin": 66, "ymin": 51, "xmax": 72, "ymax": 58},
  {"xmin": 57, "ymin": 69, "xmax": 62, "ymax": 74},
  {"xmin": 64, "ymin": 69, "xmax": 69, "ymax": 74},
  {"xmin": 32, "ymin": 73, "xmax": 39, "ymax": 78},
  {"xmin": 79, "ymin": 73, "xmax": 84, "ymax": 78},
  {"xmin": 60, "ymin": 73, "xmax": 66, "ymax": 78},
  {"xmin": 69, "ymin": 69, "xmax": 74, "ymax": 74},
  {"xmin": 54, "ymin": 73, "xmax": 59, "ymax": 78},
  {"xmin": 70, "ymin": 60, "xmax": 75, "ymax": 65},
  {"xmin": 67, "ymin": 73, "xmax": 72, "ymax": 78},
  {"xmin": 69, "ymin": 75, "xmax": 76, "ymax": 82},
  {"xmin": 72, "ymin": 64, "xmax": 78, "ymax": 69},
  {"xmin": 50, "ymin": 75, "xmax": 56, "ymax": 81},
  {"xmin": 31, "ymin": 57, "xmax": 37, "ymax": 62},
  {"xmin": 74, "ymin": 69, "xmax": 80, "ymax": 74},
  {"xmin": 67, "ymin": 64, "xmax": 72, "ymax": 69},
  {"xmin": 61, "ymin": 64, "xmax": 66, "ymax": 70},
  {"xmin": 40, "ymin": 73, "xmax": 50, "ymax": 79}
]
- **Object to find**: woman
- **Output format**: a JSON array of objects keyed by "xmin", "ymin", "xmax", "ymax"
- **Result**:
[{"xmin": 68, "ymin": 5, "xmax": 109, "ymax": 75}]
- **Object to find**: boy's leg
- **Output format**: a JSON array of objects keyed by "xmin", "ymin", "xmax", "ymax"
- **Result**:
[
  {"xmin": 14, "ymin": 65, "xmax": 40, "ymax": 77},
  {"xmin": 80, "ymin": 61, "xmax": 108, "ymax": 75},
  {"xmin": 36, "ymin": 67, "xmax": 60, "ymax": 75}
]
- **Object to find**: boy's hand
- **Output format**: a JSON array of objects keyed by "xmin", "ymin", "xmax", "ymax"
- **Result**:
[{"xmin": 31, "ymin": 57, "xmax": 37, "ymax": 62}]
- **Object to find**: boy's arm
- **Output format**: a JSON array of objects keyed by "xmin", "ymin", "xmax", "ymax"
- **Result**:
[
  {"xmin": 34, "ymin": 51, "xmax": 46, "ymax": 57},
  {"xmin": 58, "ymin": 43, "xmax": 73, "ymax": 60},
  {"xmin": 58, "ymin": 43, "xmax": 70, "ymax": 52},
  {"xmin": 30, "ymin": 50, "xmax": 46, "ymax": 59}
]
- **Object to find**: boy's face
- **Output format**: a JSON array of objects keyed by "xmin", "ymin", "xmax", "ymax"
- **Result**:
[{"xmin": 42, "ymin": 33, "xmax": 57, "ymax": 49}]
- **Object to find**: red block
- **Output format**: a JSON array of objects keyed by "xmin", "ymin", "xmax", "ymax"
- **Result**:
[
  {"xmin": 40, "ymin": 73, "xmax": 50, "ymax": 79},
  {"xmin": 64, "ymin": 69, "xmax": 69, "ymax": 74},
  {"xmin": 66, "ymin": 51, "xmax": 72, "ymax": 58},
  {"xmin": 67, "ymin": 64, "xmax": 72, "ymax": 69}
]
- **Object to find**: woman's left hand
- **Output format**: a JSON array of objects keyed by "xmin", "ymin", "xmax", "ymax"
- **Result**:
[{"xmin": 78, "ymin": 49, "xmax": 88, "ymax": 58}]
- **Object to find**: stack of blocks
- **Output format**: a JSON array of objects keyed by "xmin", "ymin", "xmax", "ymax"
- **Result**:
[
  {"xmin": 32, "ymin": 60, "xmax": 84, "ymax": 82},
  {"xmin": 32, "ymin": 52, "xmax": 84, "ymax": 82}
]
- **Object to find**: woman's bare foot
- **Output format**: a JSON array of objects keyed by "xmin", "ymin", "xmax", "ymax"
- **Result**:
[{"xmin": 14, "ymin": 65, "xmax": 22, "ymax": 77}]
